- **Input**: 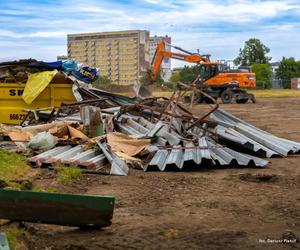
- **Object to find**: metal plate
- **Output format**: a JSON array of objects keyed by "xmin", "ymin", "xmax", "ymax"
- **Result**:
[{"xmin": 0, "ymin": 190, "xmax": 115, "ymax": 228}]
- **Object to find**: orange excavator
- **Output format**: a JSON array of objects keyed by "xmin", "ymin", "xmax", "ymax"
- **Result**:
[{"xmin": 143, "ymin": 41, "xmax": 256, "ymax": 104}]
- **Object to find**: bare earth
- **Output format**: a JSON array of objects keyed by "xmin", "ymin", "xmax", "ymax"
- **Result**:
[{"xmin": 23, "ymin": 97, "xmax": 300, "ymax": 250}]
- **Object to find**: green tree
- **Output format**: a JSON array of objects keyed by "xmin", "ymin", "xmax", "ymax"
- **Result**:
[
  {"xmin": 94, "ymin": 75, "xmax": 111, "ymax": 85},
  {"xmin": 155, "ymin": 70, "xmax": 165, "ymax": 86},
  {"xmin": 251, "ymin": 64, "xmax": 272, "ymax": 89},
  {"xmin": 276, "ymin": 57, "xmax": 300, "ymax": 88},
  {"xmin": 170, "ymin": 71, "xmax": 180, "ymax": 83},
  {"xmin": 178, "ymin": 65, "xmax": 198, "ymax": 83},
  {"xmin": 234, "ymin": 38, "xmax": 271, "ymax": 66}
]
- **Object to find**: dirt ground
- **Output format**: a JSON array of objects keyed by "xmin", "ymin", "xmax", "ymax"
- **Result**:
[{"xmin": 12, "ymin": 97, "xmax": 300, "ymax": 249}]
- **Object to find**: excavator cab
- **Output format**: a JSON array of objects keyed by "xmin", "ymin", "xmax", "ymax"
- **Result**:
[
  {"xmin": 198, "ymin": 63, "xmax": 225, "ymax": 83},
  {"xmin": 197, "ymin": 62, "xmax": 255, "ymax": 104}
]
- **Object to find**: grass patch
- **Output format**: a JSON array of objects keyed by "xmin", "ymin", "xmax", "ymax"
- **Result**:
[
  {"xmin": 56, "ymin": 165, "xmax": 82, "ymax": 185},
  {"xmin": 151, "ymin": 89, "xmax": 300, "ymax": 99},
  {"xmin": 4, "ymin": 226, "xmax": 27, "ymax": 249},
  {"xmin": 248, "ymin": 89, "xmax": 300, "ymax": 98},
  {"xmin": 114, "ymin": 91, "xmax": 175, "ymax": 98},
  {"xmin": 153, "ymin": 91, "xmax": 176, "ymax": 98},
  {"xmin": 0, "ymin": 149, "xmax": 30, "ymax": 186},
  {"xmin": 31, "ymin": 185, "xmax": 57, "ymax": 193}
]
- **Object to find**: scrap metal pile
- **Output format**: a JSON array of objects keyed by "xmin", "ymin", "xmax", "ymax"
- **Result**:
[{"xmin": 2, "ymin": 81, "xmax": 299, "ymax": 176}]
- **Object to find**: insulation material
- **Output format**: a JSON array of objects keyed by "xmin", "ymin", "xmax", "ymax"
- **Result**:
[
  {"xmin": 28, "ymin": 132, "xmax": 58, "ymax": 151},
  {"xmin": 21, "ymin": 121, "xmax": 77, "ymax": 136},
  {"xmin": 107, "ymin": 132, "xmax": 150, "ymax": 156},
  {"xmin": 7, "ymin": 131, "xmax": 31, "ymax": 141},
  {"xmin": 67, "ymin": 126, "xmax": 89, "ymax": 141}
]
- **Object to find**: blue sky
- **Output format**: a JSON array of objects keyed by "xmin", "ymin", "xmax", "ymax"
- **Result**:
[{"xmin": 0, "ymin": 0, "xmax": 300, "ymax": 68}]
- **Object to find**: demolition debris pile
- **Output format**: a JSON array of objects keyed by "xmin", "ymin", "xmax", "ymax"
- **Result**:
[
  {"xmin": 1, "ymin": 79, "xmax": 300, "ymax": 176},
  {"xmin": 1, "ymin": 59, "xmax": 300, "ymax": 233}
]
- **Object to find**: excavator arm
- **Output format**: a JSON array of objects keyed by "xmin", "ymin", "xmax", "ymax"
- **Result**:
[{"xmin": 150, "ymin": 41, "xmax": 210, "ymax": 81}]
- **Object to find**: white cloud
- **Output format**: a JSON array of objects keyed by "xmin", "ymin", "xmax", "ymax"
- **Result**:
[
  {"xmin": 134, "ymin": 0, "xmax": 298, "ymax": 26},
  {"xmin": 0, "ymin": 0, "xmax": 299, "ymax": 63},
  {"xmin": 0, "ymin": 43, "xmax": 66, "ymax": 61},
  {"xmin": 0, "ymin": 9, "xmax": 32, "ymax": 15},
  {"xmin": 0, "ymin": 30, "xmax": 67, "ymax": 38},
  {"xmin": 0, "ymin": 40, "xmax": 33, "ymax": 47}
]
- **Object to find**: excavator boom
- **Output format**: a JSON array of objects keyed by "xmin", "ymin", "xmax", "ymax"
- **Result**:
[{"xmin": 151, "ymin": 41, "xmax": 210, "ymax": 81}]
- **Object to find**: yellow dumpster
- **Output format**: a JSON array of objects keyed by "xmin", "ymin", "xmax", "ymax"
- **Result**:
[{"xmin": 0, "ymin": 78, "xmax": 76, "ymax": 125}]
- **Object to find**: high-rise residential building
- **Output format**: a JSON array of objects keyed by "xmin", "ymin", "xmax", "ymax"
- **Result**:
[
  {"xmin": 149, "ymin": 35, "xmax": 171, "ymax": 81},
  {"xmin": 67, "ymin": 30, "xmax": 150, "ymax": 85}
]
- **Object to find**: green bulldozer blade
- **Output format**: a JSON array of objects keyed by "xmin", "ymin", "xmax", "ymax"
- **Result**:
[{"xmin": 0, "ymin": 190, "xmax": 115, "ymax": 228}]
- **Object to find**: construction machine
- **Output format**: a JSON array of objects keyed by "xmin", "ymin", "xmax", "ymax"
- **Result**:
[{"xmin": 142, "ymin": 41, "xmax": 256, "ymax": 104}]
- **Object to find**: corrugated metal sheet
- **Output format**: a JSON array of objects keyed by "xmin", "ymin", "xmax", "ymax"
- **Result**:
[
  {"xmin": 117, "ymin": 115, "xmax": 181, "ymax": 145},
  {"xmin": 215, "ymin": 125, "xmax": 279, "ymax": 157},
  {"xmin": 210, "ymin": 108, "xmax": 300, "ymax": 157},
  {"xmin": 146, "ymin": 137, "xmax": 268, "ymax": 171},
  {"xmin": 28, "ymin": 145, "xmax": 108, "ymax": 172},
  {"xmin": 89, "ymin": 88, "xmax": 139, "ymax": 106},
  {"xmin": 96, "ymin": 141, "xmax": 129, "ymax": 176},
  {"xmin": 28, "ymin": 145, "xmax": 73, "ymax": 166},
  {"xmin": 111, "ymin": 113, "xmax": 269, "ymax": 171},
  {"xmin": 28, "ymin": 140, "xmax": 128, "ymax": 175}
]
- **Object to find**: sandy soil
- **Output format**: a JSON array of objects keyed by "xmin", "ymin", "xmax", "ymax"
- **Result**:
[{"xmin": 16, "ymin": 97, "xmax": 300, "ymax": 249}]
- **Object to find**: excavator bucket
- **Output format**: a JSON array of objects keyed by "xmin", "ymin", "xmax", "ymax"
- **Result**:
[{"xmin": 135, "ymin": 70, "xmax": 153, "ymax": 97}]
